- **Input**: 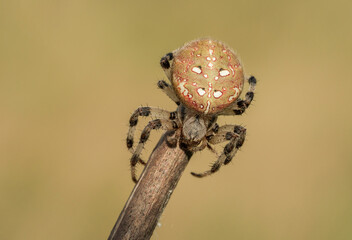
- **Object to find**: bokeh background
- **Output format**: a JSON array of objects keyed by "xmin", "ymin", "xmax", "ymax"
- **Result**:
[{"xmin": 1, "ymin": 0, "xmax": 352, "ymax": 239}]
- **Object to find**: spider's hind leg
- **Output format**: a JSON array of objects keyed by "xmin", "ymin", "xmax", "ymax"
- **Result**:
[{"xmin": 191, "ymin": 125, "xmax": 246, "ymax": 178}]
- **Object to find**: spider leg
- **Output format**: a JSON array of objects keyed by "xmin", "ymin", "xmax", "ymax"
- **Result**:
[
  {"xmin": 188, "ymin": 139, "xmax": 208, "ymax": 152},
  {"xmin": 157, "ymin": 80, "xmax": 180, "ymax": 106},
  {"xmin": 191, "ymin": 125, "xmax": 246, "ymax": 178},
  {"xmin": 159, "ymin": 52, "xmax": 182, "ymax": 105},
  {"xmin": 127, "ymin": 107, "xmax": 177, "ymax": 153},
  {"xmin": 205, "ymin": 124, "xmax": 240, "ymax": 145},
  {"xmin": 206, "ymin": 143, "xmax": 220, "ymax": 158},
  {"xmin": 221, "ymin": 76, "xmax": 256, "ymax": 116},
  {"xmin": 160, "ymin": 52, "xmax": 174, "ymax": 79},
  {"xmin": 165, "ymin": 129, "xmax": 180, "ymax": 148},
  {"xmin": 131, "ymin": 119, "xmax": 179, "ymax": 183},
  {"xmin": 160, "ymin": 52, "xmax": 173, "ymax": 70}
]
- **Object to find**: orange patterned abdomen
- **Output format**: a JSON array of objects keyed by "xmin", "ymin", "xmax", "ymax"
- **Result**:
[{"xmin": 171, "ymin": 39, "xmax": 244, "ymax": 115}]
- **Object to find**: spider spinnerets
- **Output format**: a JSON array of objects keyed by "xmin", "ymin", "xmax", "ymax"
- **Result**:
[{"xmin": 127, "ymin": 38, "xmax": 256, "ymax": 183}]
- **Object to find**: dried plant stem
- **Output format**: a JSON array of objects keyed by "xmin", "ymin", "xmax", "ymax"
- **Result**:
[{"xmin": 108, "ymin": 131, "xmax": 192, "ymax": 240}]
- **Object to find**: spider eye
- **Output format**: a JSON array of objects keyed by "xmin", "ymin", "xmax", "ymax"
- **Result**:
[
  {"xmin": 191, "ymin": 66, "xmax": 202, "ymax": 74},
  {"xmin": 219, "ymin": 68, "xmax": 230, "ymax": 77}
]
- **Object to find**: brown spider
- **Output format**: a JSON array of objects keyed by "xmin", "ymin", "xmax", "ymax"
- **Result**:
[{"xmin": 126, "ymin": 38, "xmax": 256, "ymax": 183}]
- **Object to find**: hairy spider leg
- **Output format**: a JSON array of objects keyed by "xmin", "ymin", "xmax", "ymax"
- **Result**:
[
  {"xmin": 191, "ymin": 125, "xmax": 246, "ymax": 178},
  {"xmin": 188, "ymin": 139, "xmax": 208, "ymax": 152},
  {"xmin": 130, "ymin": 119, "xmax": 179, "ymax": 183},
  {"xmin": 127, "ymin": 107, "xmax": 177, "ymax": 154},
  {"xmin": 157, "ymin": 80, "xmax": 180, "ymax": 105},
  {"xmin": 160, "ymin": 52, "xmax": 174, "ymax": 79},
  {"xmin": 221, "ymin": 76, "xmax": 257, "ymax": 116}
]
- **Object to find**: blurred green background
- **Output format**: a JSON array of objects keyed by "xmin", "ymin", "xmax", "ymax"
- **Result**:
[{"xmin": 1, "ymin": 0, "xmax": 352, "ymax": 239}]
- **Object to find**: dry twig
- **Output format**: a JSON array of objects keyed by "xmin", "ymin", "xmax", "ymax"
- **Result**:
[{"xmin": 108, "ymin": 131, "xmax": 192, "ymax": 240}]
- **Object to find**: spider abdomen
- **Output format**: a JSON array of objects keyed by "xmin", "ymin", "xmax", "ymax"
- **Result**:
[{"xmin": 171, "ymin": 39, "xmax": 245, "ymax": 115}]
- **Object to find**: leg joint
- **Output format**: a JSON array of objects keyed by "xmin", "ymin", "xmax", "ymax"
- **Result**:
[
  {"xmin": 245, "ymin": 91, "xmax": 254, "ymax": 101},
  {"xmin": 225, "ymin": 132, "xmax": 233, "ymax": 140},
  {"xmin": 213, "ymin": 123, "xmax": 219, "ymax": 133},
  {"xmin": 131, "ymin": 154, "xmax": 139, "ymax": 166},
  {"xmin": 140, "ymin": 131, "xmax": 150, "ymax": 143},
  {"xmin": 172, "ymin": 120, "xmax": 178, "ymax": 129},
  {"xmin": 157, "ymin": 80, "xmax": 168, "ymax": 89},
  {"xmin": 211, "ymin": 163, "xmax": 221, "ymax": 173},
  {"xmin": 248, "ymin": 76, "xmax": 257, "ymax": 85},
  {"xmin": 129, "ymin": 118, "xmax": 138, "ymax": 127},
  {"xmin": 206, "ymin": 134, "xmax": 214, "ymax": 141},
  {"xmin": 224, "ymin": 142, "xmax": 235, "ymax": 155},
  {"xmin": 236, "ymin": 100, "xmax": 248, "ymax": 109},
  {"xmin": 138, "ymin": 107, "xmax": 151, "ymax": 116},
  {"xmin": 224, "ymin": 156, "xmax": 232, "ymax": 165},
  {"xmin": 233, "ymin": 109, "xmax": 245, "ymax": 115},
  {"xmin": 169, "ymin": 111, "xmax": 177, "ymax": 120},
  {"xmin": 160, "ymin": 56, "xmax": 170, "ymax": 69},
  {"xmin": 234, "ymin": 125, "xmax": 246, "ymax": 135},
  {"xmin": 126, "ymin": 138, "xmax": 133, "ymax": 148}
]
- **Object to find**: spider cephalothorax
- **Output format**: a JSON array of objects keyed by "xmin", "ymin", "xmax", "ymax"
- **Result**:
[{"xmin": 127, "ymin": 38, "xmax": 256, "ymax": 183}]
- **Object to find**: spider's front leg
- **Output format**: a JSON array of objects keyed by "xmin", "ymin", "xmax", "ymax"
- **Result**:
[
  {"xmin": 221, "ymin": 76, "xmax": 257, "ymax": 116},
  {"xmin": 191, "ymin": 125, "xmax": 246, "ymax": 178},
  {"xmin": 127, "ymin": 107, "xmax": 177, "ymax": 154},
  {"xmin": 131, "ymin": 119, "xmax": 179, "ymax": 183}
]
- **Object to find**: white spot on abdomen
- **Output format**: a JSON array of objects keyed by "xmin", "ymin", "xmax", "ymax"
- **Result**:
[
  {"xmin": 192, "ymin": 66, "xmax": 202, "ymax": 74},
  {"xmin": 178, "ymin": 81, "xmax": 189, "ymax": 96},
  {"xmin": 197, "ymin": 88, "xmax": 206, "ymax": 96},
  {"xmin": 228, "ymin": 87, "xmax": 240, "ymax": 102},
  {"xmin": 213, "ymin": 90, "xmax": 223, "ymax": 98},
  {"xmin": 208, "ymin": 82, "xmax": 212, "ymax": 97},
  {"xmin": 220, "ymin": 69, "xmax": 230, "ymax": 77},
  {"xmin": 204, "ymin": 100, "xmax": 211, "ymax": 114}
]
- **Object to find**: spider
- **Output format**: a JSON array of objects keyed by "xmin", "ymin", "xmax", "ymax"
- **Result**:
[{"xmin": 126, "ymin": 38, "xmax": 256, "ymax": 183}]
